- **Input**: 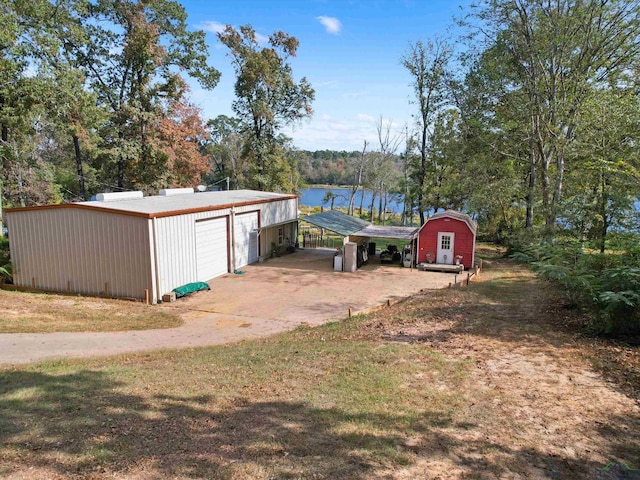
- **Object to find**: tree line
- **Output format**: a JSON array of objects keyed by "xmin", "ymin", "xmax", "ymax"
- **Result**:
[
  {"xmin": 397, "ymin": 1, "xmax": 640, "ymax": 249},
  {"xmin": 0, "ymin": 0, "xmax": 313, "ymax": 211},
  {"xmin": 2, "ymin": 0, "xmax": 639, "ymax": 249}
]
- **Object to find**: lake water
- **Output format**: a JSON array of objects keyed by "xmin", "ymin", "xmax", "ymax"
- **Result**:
[
  {"xmin": 300, "ymin": 187, "xmax": 404, "ymax": 214},
  {"xmin": 300, "ymin": 188, "xmax": 640, "ymax": 221}
]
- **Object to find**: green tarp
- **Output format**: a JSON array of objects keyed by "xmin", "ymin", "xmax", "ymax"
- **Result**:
[{"xmin": 172, "ymin": 281, "xmax": 210, "ymax": 298}]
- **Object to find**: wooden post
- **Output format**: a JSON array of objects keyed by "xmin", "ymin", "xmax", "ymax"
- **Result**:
[
  {"xmin": 67, "ymin": 281, "xmax": 71, "ymax": 293},
  {"xmin": 387, "ymin": 299, "xmax": 391, "ymax": 306},
  {"xmin": 144, "ymin": 289, "xmax": 149, "ymax": 305},
  {"xmin": 467, "ymin": 273, "xmax": 470, "ymax": 286},
  {"xmin": 31, "ymin": 277, "xmax": 35, "ymax": 289},
  {"xmin": 348, "ymin": 307, "xmax": 352, "ymax": 317},
  {"xmin": 104, "ymin": 282, "xmax": 108, "ymax": 297},
  {"xmin": 475, "ymin": 265, "xmax": 480, "ymax": 277},
  {"xmin": 480, "ymin": 259, "xmax": 483, "ymax": 272}
]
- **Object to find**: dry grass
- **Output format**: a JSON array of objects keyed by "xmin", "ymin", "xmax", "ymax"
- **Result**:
[
  {"xmin": 0, "ymin": 290, "xmax": 182, "ymax": 333},
  {"xmin": 0, "ymin": 247, "xmax": 639, "ymax": 479}
]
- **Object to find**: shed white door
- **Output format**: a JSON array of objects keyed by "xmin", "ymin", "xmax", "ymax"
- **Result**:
[
  {"xmin": 234, "ymin": 212, "xmax": 259, "ymax": 269},
  {"xmin": 195, "ymin": 217, "xmax": 229, "ymax": 281},
  {"xmin": 436, "ymin": 232, "xmax": 455, "ymax": 264}
]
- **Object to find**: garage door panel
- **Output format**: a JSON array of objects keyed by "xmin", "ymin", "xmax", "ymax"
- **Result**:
[
  {"xmin": 196, "ymin": 217, "xmax": 228, "ymax": 281},
  {"xmin": 234, "ymin": 212, "xmax": 259, "ymax": 269}
]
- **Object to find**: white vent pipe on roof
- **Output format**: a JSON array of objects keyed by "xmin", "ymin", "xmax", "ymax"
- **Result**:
[
  {"xmin": 159, "ymin": 188, "xmax": 195, "ymax": 196},
  {"xmin": 96, "ymin": 191, "xmax": 144, "ymax": 202}
]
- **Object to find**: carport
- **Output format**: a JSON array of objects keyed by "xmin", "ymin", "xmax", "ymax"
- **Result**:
[
  {"xmin": 300, "ymin": 210, "xmax": 371, "ymax": 238},
  {"xmin": 300, "ymin": 211, "xmax": 419, "ymax": 268}
]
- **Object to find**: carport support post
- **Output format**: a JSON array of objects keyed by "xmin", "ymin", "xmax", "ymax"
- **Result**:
[
  {"xmin": 410, "ymin": 239, "xmax": 415, "ymax": 270},
  {"xmin": 230, "ymin": 208, "xmax": 236, "ymax": 272}
]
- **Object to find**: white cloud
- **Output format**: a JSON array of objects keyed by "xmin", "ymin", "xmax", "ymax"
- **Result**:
[
  {"xmin": 255, "ymin": 32, "xmax": 269, "ymax": 44},
  {"xmin": 286, "ymin": 115, "xmax": 381, "ymax": 151},
  {"xmin": 316, "ymin": 80, "xmax": 338, "ymax": 88},
  {"xmin": 317, "ymin": 16, "xmax": 342, "ymax": 35},
  {"xmin": 198, "ymin": 20, "xmax": 226, "ymax": 34},
  {"xmin": 199, "ymin": 21, "xmax": 268, "ymax": 44},
  {"xmin": 356, "ymin": 113, "xmax": 376, "ymax": 122}
]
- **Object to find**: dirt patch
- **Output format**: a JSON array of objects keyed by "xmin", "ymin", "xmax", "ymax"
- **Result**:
[{"xmin": 356, "ymin": 260, "xmax": 640, "ymax": 478}]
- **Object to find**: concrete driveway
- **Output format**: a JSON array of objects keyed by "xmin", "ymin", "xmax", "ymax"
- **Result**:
[
  {"xmin": 0, "ymin": 248, "xmax": 459, "ymax": 365},
  {"xmin": 174, "ymin": 247, "xmax": 457, "ymax": 326}
]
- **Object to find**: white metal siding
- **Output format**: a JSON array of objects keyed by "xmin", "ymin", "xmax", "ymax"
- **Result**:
[
  {"xmin": 153, "ymin": 208, "xmax": 231, "ymax": 295},
  {"xmin": 6, "ymin": 209, "xmax": 152, "ymax": 299},
  {"xmin": 259, "ymin": 198, "xmax": 298, "ymax": 226},
  {"xmin": 234, "ymin": 212, "xmax": 259, "ymax": 269},
  {"xmin": 153, "ymin": 199, "xmax": 296, "ymax": 293},
  {"xmin": 195, "ymin": 217, "xmax": 229, "ymax": 281}
]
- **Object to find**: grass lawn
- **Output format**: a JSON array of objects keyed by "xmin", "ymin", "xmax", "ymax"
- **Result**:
[
  {"xmin": 0, "ymin": 290, "xmax": 182, "ymax": 333},
  {"xmin": 0, "ymin": 248, "xmax": 639, "ymax": 479}
]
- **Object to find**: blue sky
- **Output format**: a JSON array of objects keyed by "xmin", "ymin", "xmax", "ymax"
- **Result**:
[{"xmin": 182, "ymin": 0, "xmax": 467, "ymax": 152}]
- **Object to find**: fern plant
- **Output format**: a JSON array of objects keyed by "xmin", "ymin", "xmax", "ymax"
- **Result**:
[{"xmin": 510, "ymin": 236, "xmax": 640, "ymax": 335}]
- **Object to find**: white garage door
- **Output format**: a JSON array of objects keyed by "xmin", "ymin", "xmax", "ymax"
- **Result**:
[
  {"xmin": 234, "ymin": 212, "xmax": 259, "ymax": 269},
  {"xmin": 195, "ymin": 217, "xmax": 229, "ymax": 281}
]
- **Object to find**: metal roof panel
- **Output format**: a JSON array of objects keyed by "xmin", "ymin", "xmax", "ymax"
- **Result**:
[
  {"xmin": 353, "ymin": 225, "xmax": 419, "ymax": 240},
  {"xmin": 75, "ymin": 190, "xmax": 294, "ymax": 215},
  {"xmin": 300, "ymin": 210, "xmax": 371, "ymax": 236}
]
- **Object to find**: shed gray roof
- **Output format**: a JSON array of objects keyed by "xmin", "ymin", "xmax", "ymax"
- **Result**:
[
  {"xmin": 301, "ymin": 210, "xmax": 371, "ymax": 236},
  {"xmin": 425, "ymin": 210, "xmax": 477, "ymax": 233},
  {"xmin": 7, "ymin": 190, "xmax": 297, "ymax": 219}
]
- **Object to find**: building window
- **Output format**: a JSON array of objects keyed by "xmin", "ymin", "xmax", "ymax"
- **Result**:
[
  {"xmin": 278, "ymin": 227, "xmax": 284, "ymax": 245},
  {"xmin": 441, "ymin": 235, "xmax": 451, "ymax": 250}
]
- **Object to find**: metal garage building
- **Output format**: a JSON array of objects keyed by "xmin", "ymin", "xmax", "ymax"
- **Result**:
[{"xmin": 5, "ymin": 189, "xmax": 298, "ymax": 303}]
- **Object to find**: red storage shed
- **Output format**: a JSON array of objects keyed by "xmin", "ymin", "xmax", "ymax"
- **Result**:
[{"xmin": 416, "ymin": 210, "xmax": 477, "ymax": 269}]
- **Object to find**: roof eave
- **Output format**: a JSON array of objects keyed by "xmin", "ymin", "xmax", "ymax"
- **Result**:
[{"xmin": 5, "ymin": 194, "xmax": 298, "ymax": 219}]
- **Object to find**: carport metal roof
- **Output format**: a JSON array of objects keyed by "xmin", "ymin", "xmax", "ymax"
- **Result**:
[
  {"xmin": 300, "ymin": 210, "xmax": 419, "ymax": 240},
  {"xmin": 301, "ymin": 210, "xmax": 371, "ymax": 236},
  {"xmin": 353, "ymin": 225, "xmax": 418, "ymax": 239}
]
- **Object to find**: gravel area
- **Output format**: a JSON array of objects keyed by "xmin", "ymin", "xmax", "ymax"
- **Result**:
[{"xmin": 0, "ymin": 248, "xmax": 457, "ymax": 364}]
